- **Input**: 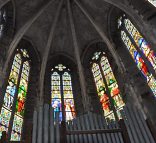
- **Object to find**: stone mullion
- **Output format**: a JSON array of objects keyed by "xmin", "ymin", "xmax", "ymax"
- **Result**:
[
  {"xmin": 60, "ymin": 72, "xmax": 65, "ymax": 122},
  {"xmin": 90, "ymin": 63, "xmax": 104, "ymax": 114},
  {"xmin": 7, "ymin": 59, "xmax": 24, "ymax": 140},
  {"xmin": 21, "ymin": 60, "xmax": 31, "ymax": 141},
  {"xmin": 123, "ymin": 25, "xmax": 156, "ymax": 79},
  {"xmin": 98, "ymin": 62, "xmax": 119, "ymax": 121}
]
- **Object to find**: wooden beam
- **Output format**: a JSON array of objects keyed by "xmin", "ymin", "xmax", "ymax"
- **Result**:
[{"xmin": 66, "ymin": 128, "xmax": 122, "ymax": 135}]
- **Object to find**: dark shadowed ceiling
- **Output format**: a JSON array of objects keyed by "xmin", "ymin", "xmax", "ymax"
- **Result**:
[{"xmin": 13, "ymin": 0, "xmax": 113, "ymax": 62}]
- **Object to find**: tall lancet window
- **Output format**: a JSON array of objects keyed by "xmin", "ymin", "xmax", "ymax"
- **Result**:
[
  {"xmin": 51, "ymin": 64, "xmax": 76, "ymax": 121},
  {"xmin": 0, "ymin": 6, "xmax": 7, "ymax": 39},
  {"xmin": 148, "ymin": 0, "xmax": 156, "ymax": 7},
  {"xmin": 0, "ymin": 49, "xmax": 30, "ymax": 141},
  {"xmin": 91, "ymin": 52, "xmax": 124, "ymax": 120},
  {"xmin": 118, "ymin": 14, "xmax": 156, "ymax": 97}
]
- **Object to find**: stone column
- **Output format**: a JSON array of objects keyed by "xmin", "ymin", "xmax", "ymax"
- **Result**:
[
  {"xmin": 38, "ymin": 0, "xmax": 63, "ymax": 106},
  {"xmin": 67, "ymin": 0, "xmax": 90, "ymax": 112}
]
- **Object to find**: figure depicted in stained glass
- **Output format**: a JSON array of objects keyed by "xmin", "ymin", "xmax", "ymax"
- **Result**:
[
  {"xmin": 124, "ymin": 18, "xmax": 156, "ymax": 71},
  {"xmin": 7, "ymin": 79, "xmax": 16, "ymax": 96},
  {"xmin": 51, "ymin": 65, "xmax": 76, "ymax": 121},
  {"xmin": 118, "ymin": 15, "xmax": 156, "ymax": 97},
  {"xmin": 0, "ymin": 108, "xmax": 11, "ymax": 128},
  {"xmin": 134, "ymin": 51, "xmax": 149, "ymax": 77},
  {"xmin": 4, "ymin": 79, "xmax": 16, "ymax": 109},
  {"xmin": 98, "ymin": 86, "xmax": 110, "ymax": 114},
  {"xmin": 139, "ymin": 39, "xmax": 156, "ymax": 68},
  {"xmin": 52, "ymin": 98, "xmax": 62, "ymax": 121},
  {"xmin": 16, "ymin": 88, "xmax": 25, "ymax": 116},
  {"xmin": 64, "ymin": 99, "xmax": 74, "ymax": 121},
  {"xmin": 91, "ymin": 52, "xmax": 125, "ymax": 120},
  {"xmin": 0, "ymin": 49, "xmax": 30, "ymax": 141}
]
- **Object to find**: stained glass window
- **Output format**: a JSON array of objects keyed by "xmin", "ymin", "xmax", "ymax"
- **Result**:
[
  {"xmin": 124, "ymin": 19, "xmax": 156, "ymax": 71},
  {"xmin": 0, "ymin": 49, "xmax": 30, "ymax": 141},
  {"xmin": 91, "ymin": 52, "xmax": 125, "ymax": 120},
  {"xmin": 118, "ymin": 15, "xmax": 156, "ymax": 97},
  {"xmin": 0, "ymin": 7, "xmax": 7, "ymax": 39},
  {"xmin": 51, "ymin": 64, "xmax": 76, "ymax": 121},
  {"xmin": 148, "ymin": 0, "xmax": 156, "ymax": 7}
]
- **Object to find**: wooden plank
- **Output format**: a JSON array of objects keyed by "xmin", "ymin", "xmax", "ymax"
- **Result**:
[
  {"xmin": 93, "ymin": 114, "xmax": 103, "ymax": 143},
  {"xmin": 66, "ymin": 128, "xmax": 122, "ymax": 134},
  {"xmin": 132, "ymin": 106, "xmax": 151, "ymax": 143},
  {"xmin": 127, "ymin": 105, "xmax": 145, "ymax": 143},
  {"xmin": 73, "ymin": 119, "xmax": 79, "ymax": 143},
  {"xmin": 111, "ymin": 122, "xmax": 120, "ymax": 143},
  {"xmin": 37, "ymin": 106, "xmax": 43, "ymax": 143},
  {"xmin": 136, "ymin": 108, "xmax": 155, "ymax": 143},
  {"xmin": 84, "ymin": 114, "xmax": 93, "ymax": 143},
  {"xmin": 56, "ymin": 112, "xmax": 60, "ymax": 143},
  {"xmin": 32, "ymin": 110, "xmax": 38, "ymax": 143},
  {"xmin": 108, "ymin": 123, "xmax": 116, "ymax": 143},
  {"xmin": 76, "ymin": 117, "xmax": 84, "ymax": 143},
  {"xmin": 69, "ymin": 121, "xmax": 74, "ymax": 143},
  {"xmin": 102, "ymin": 117, "xmax": 112, "ymax": 143},
  {"xmin": 115, "ymin": 121, "xmax": 124, "ymax": 143},
  {"xmin": 66, "ymin": 122, "xmax": 70, "ymax": 143},
  {"xmin": 118, "ymin": 119, "xmax": 131, "ymax": 143},
  {"xmin": 121, "ymin": 109, "xmax": 134, "ymax": 143},
  {"xmin": 97, "ymin": 115, "xmax": 108, "ymax": 143},
  {"xmin": 79, "ymin": 115, "xmax": 89, "ymax": 143},
  {"xmin": 88, "ymin": 112, "xmax": 98, "ymax": 143},
  {"xmin": 124, "ymin": 106, "xmax": 140, "ymax": 143},
  {"xmin": 44, "ymin": 104, "xmax": 49, "ymax": 143},
  {"xmin": 50, "ymin": 107, "xmax": 55, "ymax": 143}
]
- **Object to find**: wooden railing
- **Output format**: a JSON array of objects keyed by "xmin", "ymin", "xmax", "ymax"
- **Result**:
[
  {"xmin": 63, "ymin": 113, "xmax": 131, "ymax": 143},
  {"xmin": 1, "ymin": 103, "xmax": 155, "ymax": 143},
  {"xmin": 31, "ymin": 104, "xmax": 155, "ymax": 143}
]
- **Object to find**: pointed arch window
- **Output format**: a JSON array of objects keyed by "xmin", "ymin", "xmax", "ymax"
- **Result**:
[
  {"xmin": 91, "ymin": 52, "xmax": 125, "ymax": 120},
  {"xmin": 0, "ymin": 6, "xmax": 7, "ymax": 39},
  {"xmin": 51, "ymin": 64, "xmax": 76, "ymax": 121},
  {"xmin": 118, "ymin": 15, "xmax": 156, "ymax": 97},
  {"xmin": 148, "ymin": 0, "xmax": 156, "ymax": 7},
  {"xmin": 0, "ymin": 49, "xmax": 30, "ymax": 141}
]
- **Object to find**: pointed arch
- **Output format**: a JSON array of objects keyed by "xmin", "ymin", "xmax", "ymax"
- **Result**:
[
  {"xmin": 51, "ymin": 64, "xmax": 76, "ymax": 121},
  {"xmin": 91, "ymin": 51, "xmax": 125, "ymax": 120},
  {"xmin": 0, "ymin": 48, "xmax": 31, "ymax": 141},
  {"xmin": 118, "ymin": 14, "xmax": 156, "ymax": 97}
]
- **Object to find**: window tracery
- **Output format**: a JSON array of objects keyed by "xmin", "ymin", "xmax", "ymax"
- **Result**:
[
  {"xmin": 0, "ymin": 49, "xmax": 30, "ymax": 141},
  {"xmin": 51, "ymin": 64, "xmax": 76, "ymax": 121},
  {"xmin": 118, "ymin": 15, "xmax": 156, "ymax": 97},
  {"xmin": 91, "ymin": 52, "xmax": 125, "ymax": 120}
]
